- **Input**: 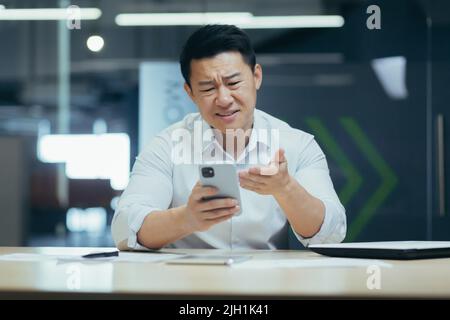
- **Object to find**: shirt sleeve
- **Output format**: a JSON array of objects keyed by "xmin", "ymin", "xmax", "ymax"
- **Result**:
[
  {"xmin": 111, "ymin": 132, "xmax": 173, "ymax": 250},
  {"xmin": 290, "ymin": 137, "xmax": 347, "ymax": 247}
]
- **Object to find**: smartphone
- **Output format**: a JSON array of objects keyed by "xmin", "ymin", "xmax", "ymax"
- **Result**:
[
  {"xmin": 166, "ymin": 255, "xmax": 251, "ymax": 266},
  {"xmin": 198, "ymin": 164, "xmax": 242, "ymax": 215}
]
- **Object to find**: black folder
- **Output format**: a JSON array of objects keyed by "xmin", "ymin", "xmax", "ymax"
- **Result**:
[{"xmin": 309, "ymin": 241, "xmax": 450, "ymax": 260}]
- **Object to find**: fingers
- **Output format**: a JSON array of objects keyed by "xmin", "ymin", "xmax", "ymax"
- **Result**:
[
  {"xmin": 257, "ymin": 149, "xmax": 285, "ymax": 176},
  {"xmin": 187, "ymin": 181, "xmax": 239, "ymax": 232},
  {"xmin": 239, "ymin": 170, "xmax": 268, "ymax": 184},
  {"xmin": 239, "ymin": 177, "xmax": 262, "ymax": 191},
  {"xmin": 254, "ymin": 149, "xmax": 286, "ymax": 176},
  {"xmin": 248, "ymin": 167, "xmax": 263, "ymax": 175},
  {"xmin": 192, "ymin": 183, "xmax": 218, "ymax": 201},
  {"xmin": 199, "ymin": 198, "xmax": 238, "ymax": 212},
  {"xmin": 205, "ymin": 211, "xmax": 236, "ymax": 226},
  {"xmin": 239, "ymin": 149, "xmax": 288, "ymax": 178},
  {"xmin": 203, "ymin": 206, "xmax": 240, "ymax": 220},
  {"xmin": 260, "ymin": 162, "xmax": 280, "ymax": 176},
  {"xmin": 273, "ymin": 148, "xmax": 286, "ymax": 163}
]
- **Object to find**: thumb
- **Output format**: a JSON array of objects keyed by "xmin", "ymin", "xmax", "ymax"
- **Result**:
[
  {"xmin": 273, "ymin": 148, "xmax": 286, "ymax": 164},
  {"xmin": 260, "ymin": 149, "xmax": 285, "ymax": 176}
]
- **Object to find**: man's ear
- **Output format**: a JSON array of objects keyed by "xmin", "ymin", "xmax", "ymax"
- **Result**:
[
  {"xmin": 184, "ymin": 83, "xmax": 194, "ymax": 100},
  {"xmin": 253, "ymin": 64, "xmax": 263, "ymax": 90}
]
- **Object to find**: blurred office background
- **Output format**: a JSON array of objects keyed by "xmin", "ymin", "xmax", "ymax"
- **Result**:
[{"xmin": 0, "ymin": 0, "xmax": 448, "ymax": 248}]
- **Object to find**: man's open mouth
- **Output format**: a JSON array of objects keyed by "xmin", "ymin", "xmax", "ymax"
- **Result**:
[{"xmin": 216, "ymin": 110, "xmax": 239, "ymax": 117}]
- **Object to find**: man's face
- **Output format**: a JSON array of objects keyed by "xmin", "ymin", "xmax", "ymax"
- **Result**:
[{"xmin": 184, "ymin": 51, "xmax": 262, "ymax": 134}]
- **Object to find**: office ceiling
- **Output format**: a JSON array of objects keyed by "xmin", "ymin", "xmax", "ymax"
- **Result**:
[
  {"xmin": 1, "ymin": 0, "xmax": 447, "ymax": 25},
  {"xmin": 0, "ymin": 0, "xmax": 354, "ymax": 19}
]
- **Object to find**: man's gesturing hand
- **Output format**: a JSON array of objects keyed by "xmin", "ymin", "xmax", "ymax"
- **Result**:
[{"xmin": 238, "ymin": 149, "xmax": 293, "ymax": 197}]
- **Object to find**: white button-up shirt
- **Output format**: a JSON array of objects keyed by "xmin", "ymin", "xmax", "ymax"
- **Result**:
[{"xmin": 112, "ymin": 109, "xmax": 346, "ymax": 250}]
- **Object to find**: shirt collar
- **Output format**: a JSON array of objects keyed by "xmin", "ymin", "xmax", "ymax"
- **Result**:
[
  {"xmin": 201, "ymin": 109, "xmax": 270, "ymax": 153},
  {"xmin": 201, "ymin": 118, "xmax": 216, "ymax": 152}
]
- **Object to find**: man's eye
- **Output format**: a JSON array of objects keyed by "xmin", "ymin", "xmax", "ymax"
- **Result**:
[
  {"xmin": 201, "ymin": 87, "xmax": 215, "ymax": 92},
  {"xmin": 228, "ymin": 81, "xmax": 241, "ymax": 86}
]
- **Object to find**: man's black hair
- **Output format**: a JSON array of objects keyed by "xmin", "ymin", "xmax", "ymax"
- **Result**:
[{"xmin": 179, "ymin": 24, "xmax": 256, "ymax": 87}]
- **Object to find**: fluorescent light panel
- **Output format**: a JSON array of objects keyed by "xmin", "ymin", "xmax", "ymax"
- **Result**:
[
  {"xmin": 66, "ymin": 207, "xmax": 107, "ymax": 233},
  {"xmin": 115, "ymin": 12, "xmax": 344, "ymax": 28},
  {"xmin": 116, "ymin": 12, "xmax": 253, "ymax": 26},
  {"xmin": 37, "ymin": 133, "xmax": 130, "ymax": 190},
  {"xmin": 239, "ymin": 15, "xmax": 344, "ymax": 29},
  {"xmin": 0, "ymin": 8, "xmax": 101, "ymax": 20}
]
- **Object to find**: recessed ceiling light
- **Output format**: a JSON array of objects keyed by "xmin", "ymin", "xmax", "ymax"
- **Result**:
[{"xmin": 86, "ymin": 35, "xmax": 104, "ymax": 52}]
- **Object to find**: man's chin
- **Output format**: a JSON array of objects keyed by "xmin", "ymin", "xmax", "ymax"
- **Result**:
[{"xmin": 215, "ymin": 123, "xmax": 244, "ymax": 134}]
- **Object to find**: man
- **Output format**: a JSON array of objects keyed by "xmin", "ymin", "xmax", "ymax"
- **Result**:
[{"xmin": 112, "ymin": 25, "xmax": 346, "ymax": 250}]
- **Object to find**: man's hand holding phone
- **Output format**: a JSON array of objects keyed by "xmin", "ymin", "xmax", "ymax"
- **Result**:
[{"xmin": 182, "ymin": 182, "xmax": 240, "ymax": 232}]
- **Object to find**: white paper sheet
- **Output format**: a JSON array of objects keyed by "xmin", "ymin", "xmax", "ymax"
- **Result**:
[
  {"xmin": 232, "ymin": 258, "xmax": 392, "ymax": 269},
  {"xmin": 0, "ymin": 252, "xmax": 180, "ymax": 263}
]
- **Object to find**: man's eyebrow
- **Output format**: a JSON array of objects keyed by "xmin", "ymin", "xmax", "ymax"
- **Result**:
[
  {"xmin": 198, "ymin": 80, "xmax": 214, "ymax": 86},
  {"xmin": 223, "ymin": 72, "xmax": 241, "ymax": 80},
  {"xmin": 197, "ymin": 72, "xmax": 241, "ymax": 86}
]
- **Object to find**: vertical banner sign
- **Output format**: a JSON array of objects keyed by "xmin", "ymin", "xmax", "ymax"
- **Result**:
[{"xmin": 139, "ymin": 62, "xmax": 197, "ymax": 152}]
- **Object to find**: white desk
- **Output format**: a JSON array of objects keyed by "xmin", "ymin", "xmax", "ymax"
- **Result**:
[{"xmin": 0, "ymin": 247, "xmax": 450, "ymax": 298}]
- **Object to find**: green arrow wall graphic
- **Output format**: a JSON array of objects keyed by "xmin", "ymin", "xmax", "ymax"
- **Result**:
[
  {"xmin": 304, "ymin": 117, "xmax": 397, "ymax": 242},
  {"xmin": 340, "ymin": 117, "xmax": 398, "ymax": 241},
  {"xmin": 305, "ymin": 117, "xmax": 363, "ymax": 206}
]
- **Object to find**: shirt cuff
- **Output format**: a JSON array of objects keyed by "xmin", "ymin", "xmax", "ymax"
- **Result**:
[
  {"xmin": 292, "ymin": 199, "xmax": 346, "ymax": 247},
  {"xmin": 127, "ymin": 206, "xmax": 162, "ymax": 249}
]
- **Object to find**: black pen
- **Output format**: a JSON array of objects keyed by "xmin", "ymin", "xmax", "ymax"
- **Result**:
[{"xmin": 82, "ymin": 251, "xmax": 119, "ymax": 259}]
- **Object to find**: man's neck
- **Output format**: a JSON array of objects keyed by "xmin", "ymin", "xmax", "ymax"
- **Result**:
[{"xmin": 219, "ymin": 126, "xmax": 253, "ymax": 160}]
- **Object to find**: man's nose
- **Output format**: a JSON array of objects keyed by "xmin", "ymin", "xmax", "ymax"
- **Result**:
[{"xmin": 215, "ymin": 86, "xmax": 233, "ymax": 107}]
